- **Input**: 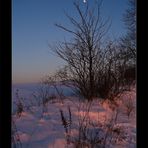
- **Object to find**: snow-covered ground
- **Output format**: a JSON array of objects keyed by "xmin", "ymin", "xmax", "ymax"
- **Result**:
[{"xmin": 12, "ymin": 84, "xmax": 136, "ymax": 148}]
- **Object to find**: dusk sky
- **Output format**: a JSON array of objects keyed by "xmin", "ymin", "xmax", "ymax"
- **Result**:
[{"xmin": 12, "ymin": 0, "xmax": 128, "ymax": 84}]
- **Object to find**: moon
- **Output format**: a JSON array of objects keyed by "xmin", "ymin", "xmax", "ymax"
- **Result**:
[{"xmin": 83, "ymin": 0, "xmax": 87, "ymax": 3}]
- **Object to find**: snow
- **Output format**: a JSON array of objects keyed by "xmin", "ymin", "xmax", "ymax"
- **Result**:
[{"xmin": 12, "ymin": 84, "xmax": 136, "ymax": 148}]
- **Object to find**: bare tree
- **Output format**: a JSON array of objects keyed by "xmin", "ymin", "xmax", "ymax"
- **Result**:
[
  {"xmin": 97, "ymin": 41, "xmax": 134, "ymax": 100},
  {"xmin": 49, "ymin": 0, "xmax": 111, "ymax": 101},
  {"xmin": 120, "ymin": 0, "xmax": 136, "ymax": 63}
]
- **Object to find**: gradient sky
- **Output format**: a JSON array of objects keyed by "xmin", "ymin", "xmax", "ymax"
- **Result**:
[{"xmin": 12, "ymin": 0, "xmax": 128, "ymax": 84}]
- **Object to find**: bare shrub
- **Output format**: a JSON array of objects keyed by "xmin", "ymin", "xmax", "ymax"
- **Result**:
[
  {"xmin": 13, "ymin": 89, "xmax": 37, "ymax": 116},
  {"xmin": 42, "ymin": 74, "xmax": 66, "ymax": 104},
  {"xmin": 59, "ymin": 100, "xmax": 127, "ymax": 148},
  {"xmin": 119, "ymin": 65, "xmax": 136, "ymax": 89},
  {"xmin": 59, "ymin": 106, "xmax": 72, "ymax": 146},
  {"xmin": 37, "ymin": 83, "xmax": 51, "ymax": 114},
  {"xmin": 14, "ymin": 89, "xmax": 24, "ymax": 118},
  {"xmin": 32, "ymin": 79, "xmax": 65, "ymax": 117},
  {"xmin": 12, "ymin": 119, "xmax": 22, "ymax": 148},
  {"xmin": 123, "ymin": 94, "xmax": 135, "ymax": 119}
]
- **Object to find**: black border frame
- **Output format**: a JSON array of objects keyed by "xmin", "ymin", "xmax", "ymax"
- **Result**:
[
  {"xmin": 137, "ymin": 0, "xmax": 148, "ymax": 147},
  {"xmin": 0, "ymin": 0, "xmax": 11, "ymax": 147}
]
